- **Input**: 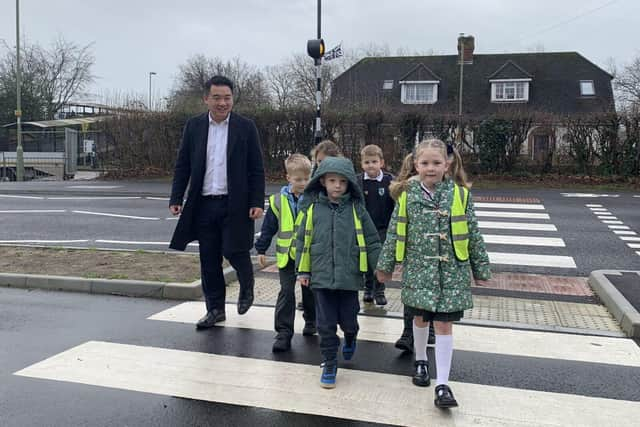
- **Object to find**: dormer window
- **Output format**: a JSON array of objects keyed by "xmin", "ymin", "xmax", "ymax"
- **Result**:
[
  {"xmin": 490, "ymin": 79, "xmax": 531, "ymax": 102},
  {"xmin": 580, "ymin": 80, "xmax": 595, "ymax": 96},
  {"xmin": 400, "ymin": 80, "xmax": 439, "ymax": 104},
  {"xmin": 382, "ymin": 80, "xmax": 394, "ymax": 90}
]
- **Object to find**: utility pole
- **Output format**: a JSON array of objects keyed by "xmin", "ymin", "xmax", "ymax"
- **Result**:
[
  {"xmin": 148, "ymin": 71, "xmax": 157, "ymax": 110},
  {"xmin": 306, "ymin": 0, "xmax": 325, "ymax": 146},
  {"xmin": 456, "ymin": 33, "xmax": 465, "ymax": 145},
  {"xmin": 15, "ymin": 0, "xmax": 24, "ymax": 181}
]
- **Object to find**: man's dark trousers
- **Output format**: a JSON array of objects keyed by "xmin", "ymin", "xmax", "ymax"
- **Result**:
[
  {"xmin": 275, "ymin": 260, "xmax": 315, "ymax": 338},
  {"xmin": 196, "ymin": 197, "xmax": 254, "ymax": 312},
  {"xmin": 313, "ymin": 288, "xmax": 359, "ymax": 361},
  {"xmin": 365, "ymin": 228, "xmax": 387, "ymax": 296}
]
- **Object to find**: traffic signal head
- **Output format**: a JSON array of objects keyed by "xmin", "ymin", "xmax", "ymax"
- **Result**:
[{"xmin": 307, "ymin": 39, "xmax": 325, "ymax": 59}]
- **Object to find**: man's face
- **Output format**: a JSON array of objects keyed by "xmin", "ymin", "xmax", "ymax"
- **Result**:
[
  {"xmin": 361, "ymin": 155, "xmax": 383, "ymax": 179},
  {"xmin": 320, "ymin": 172, "xmax": 348, "ymax": 202},
  {"xmin": 204, "ymin": 84, "xmax": 233, "ymax": 122},
  {"xmin": 287, "ymin": 172, "xmax": 309, "ymax": 195}
]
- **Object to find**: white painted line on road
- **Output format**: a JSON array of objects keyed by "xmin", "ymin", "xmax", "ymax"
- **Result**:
[
  {"xmin": 0, "ymin": 239, "xmax": 89, "ymax": 244},
  {"xmin": 585, "ymin": 204, "xmax": 602, "ymax": 207},
  {"xmin": 473, "ymin": 202, "xmax": 545, "ymax": 210},
  {"xmin": 479, "ymin": 221, "xmax": 557, "ymax": 231},
  {"xmin": 608, "ymin": 225, "xmax": 630, "ymax": 230},
  {"xmin": 146, "ymin": 197, "xmax": 170, "ymax": 201},
  {"xmin": 627, "ymin": 243, "xmax": 640, "ymax": 249},
  {"xmin": 637, "ymin": 251, "xmax": 640, "ymax": 257},
  {"xmin": 72, "ymin": 210, "xmax": 160, "ymax": 221},
  {"xmin": 15, "ymin": 341, "xmax": 640, "ymax": 427},
  {"xmin": 48, "ymin": 196, "xmax": 142, "ymax": 200},
  {"xmin": 482, "ymin": 234, "xmax": 565, "ymax": 247},
  {"xmin": 488, "ymin": 252, "xmax": 576, "ymax": 268},
  {"xmin": 0, "ymin": 194, "xmax": 44, "ymax": 199},
  {"xmin": 602, "ymin": 220, "xmax": 623, "ymax": 224},
  {"xmin": 475, "ymin": 211, "xmax": 550, "ymax": 220},
  {"xmin": 589, "ymin": 208, "xmax": 608, "ymax": 212},
  {"xmin": 66, "ymin": 185, "xmax": 123, "ymax": 189},
  {"xmin": 165, "ymin": 217, "xmax": 179, "ymax": 220},
  {"xmin": 0, "ymin": 209, "xmax": 66, "ymax": 214},
  {"xmin": 562, "ymin": 193, "xmax": 619, "ymax": 198},
  {"xmin": 620, "ymin": 236, "xmax": 640, "ymax": 242},
  {"xmin": 597, "ymin": 216, "xmax": 617, "ymax": 220},
  {"xmin": 95, "ymin": 240, "xmax": 170, "ymax": 245},
  {"xmin": 614, "ymin": 230, "xmax": 637, "ymax": 235}
]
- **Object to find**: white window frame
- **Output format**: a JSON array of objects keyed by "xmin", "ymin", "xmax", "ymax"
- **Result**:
[
  {"xmin": 580, "ymin": 80, "xmax": 595, "ymax": 96},
  {"xmin": 490, "ymin": 78, "xmax": 531, "ymax": 102},
  {"xmin": 399, "ymin": 80, "xmax": 439, "ymax": 104},
  {"xmin": 382, "ymin": 80, "xmax": 394, "ymax": 90}
]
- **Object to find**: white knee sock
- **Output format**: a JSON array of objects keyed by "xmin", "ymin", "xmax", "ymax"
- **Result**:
[
  {"xmin": 435, "ymin": 334, "xmax": 453, "ymax": 386},
  {"xmin": 413, "ymin": 321, "xmax": 429, "ymax": 361}
]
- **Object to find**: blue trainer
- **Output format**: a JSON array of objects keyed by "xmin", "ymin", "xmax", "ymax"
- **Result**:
[
  {"xmin": 320, "ymin": 361, "xmax": 337, "ymax": 388},
  {"xmin": 342, "ymin": 336, "xmax": 357, "ymax": 361}
]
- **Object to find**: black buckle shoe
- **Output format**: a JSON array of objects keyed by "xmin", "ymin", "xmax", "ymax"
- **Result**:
[
  {"xmin": 237, "ymin": 288, "xmax": 254, "ymax": 315},
  {"xmin": 363, "ymin": 288, "xmax": 374, "ymax": 303},
  {"xmin": 412, "ymin": 360, "xmax": 430, "ymax": 387},
  {"xmin": 395, "ymin": 330, "xmax": 413, "ymax": 352},
  {"xmin": 302, "ymin": 322, "xmax": 317, "ymax": 336},
  {"xmin": 434, "ymin": 384, "xmax": 458, "ymax": 408},
  {"xmin": 272, "ymin": 335, "xmax": 292, "ymax": 353},
  {"xmin": 374, "ymin": 293, "xmax": 387, "ymax": 306},
  {"xmin": 196, "ymin": 309, "xmax": 226, "ymax": 329}
]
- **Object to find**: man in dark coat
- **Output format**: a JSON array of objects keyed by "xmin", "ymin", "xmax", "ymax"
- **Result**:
[{"xmin": 169, "ymin": 75, "xmax": 265, "ymax": 329}]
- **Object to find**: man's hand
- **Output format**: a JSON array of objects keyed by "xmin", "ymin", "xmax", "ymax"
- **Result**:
[
  {"xmin": 298, "ymin": 276, "xmax": 310, "ymax": 287},
  {"xmin": 257, "ymin": 254, "xmax": 267, "ymax": 268},
  {"xmin": 375, "ymin": 270, "xmax": 392, "ymax": 283},
  {"xmin": 249, "ymin": 207, "xmax": 264, "ymax": 220},
  {"xmin": 169, "ymin": 205, "xmax": 182, "ymax": 216}
]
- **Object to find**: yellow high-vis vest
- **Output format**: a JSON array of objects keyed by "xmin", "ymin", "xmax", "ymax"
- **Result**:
[
  {"xmin": 298, "ymin": 203, "xmax": 368, "ymax": 273},
  {"xmin": 269, "ymin": 194, "xmax": 296, "ymax": 268},
  {"xmin": 395, "ymin": 184, "xmax": 470, "ymax": 262}
]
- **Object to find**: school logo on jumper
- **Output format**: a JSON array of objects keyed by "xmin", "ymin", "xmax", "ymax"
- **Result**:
[{"xmin": 379, "ymin": 188, "xmax": 386, "ymax": 196}]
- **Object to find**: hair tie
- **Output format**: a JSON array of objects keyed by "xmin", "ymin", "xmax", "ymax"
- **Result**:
[{"xmin": 446, "ymin": 144, "xmax": 454, "ymax": 156}]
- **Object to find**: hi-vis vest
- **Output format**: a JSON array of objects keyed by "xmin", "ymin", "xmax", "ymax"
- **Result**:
[
  {"xmin": 298, "ymin": 204, "xmax": 368, "ymax": 273},
  {"xmin": 269, "ymin": 194, "xmax": 297, "ymax": 268},
  {"xmin": 395, "ymin": 184, "xmax": 470, "ymax": 262}
]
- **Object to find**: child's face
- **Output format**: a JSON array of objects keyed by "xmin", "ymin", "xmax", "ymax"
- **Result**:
[
  {"xmin": 414, "ymin": 148, "xmax": 448, "ymax": 188},
  {"xmin": 320, "ymin": 172, "xmax": 348, "ymax": 202},
  {"xmin": 287, "ymin": 171, "xmax": 309, "ymax": 195},
  {"xmin": 361, "ymin": 155, "xmax": 383, "ymax": 179},
  {"xmin": 315, "ymin": 152, "xmax": 327, "ymax": 164}
]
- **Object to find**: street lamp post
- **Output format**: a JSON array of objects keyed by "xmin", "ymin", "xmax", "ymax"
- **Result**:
[
  {"xmin": 456, "ymin": 33, "xmax": 465, "ymax": 145},
  {"xmin": 148, "ymin": 71, "xmax": 157, "ymax": 110},
  {"xmin": 15, "ymin": 0, "xmax": 24, "ymax": 181}
]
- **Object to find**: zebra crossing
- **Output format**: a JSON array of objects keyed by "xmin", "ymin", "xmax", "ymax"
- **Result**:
[
  {"xmin": 474, "ymin": 201, "xmax": 577, "ymax": 272},
  {"xmin": 587, "ymin": 204, "xmax": 640, "ymax": 258},
  {"xmin": 13, "ymin": 301, "xmax": 640, "ymax": 426}
]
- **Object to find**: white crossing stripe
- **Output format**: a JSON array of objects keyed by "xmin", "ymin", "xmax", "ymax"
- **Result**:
[
  {"xmin": 628, "ymin": 243, "xmax": 640, "ymax": 249},
  {"xmin": 614, "ymin": 230, "xmax": 637, "ymax": 235},
  {"xmin": 479, "ymin": 221, "xmax": 557, "ymax": 231},
  {"xmin": 585, "ymin": 204, "xmax": 602, "ymax": 207},
  {"xmin": 598, "ymin": 216, "xmax": 617, "ymax": 220},
  {"xmin": 637, "ymin": 251, "xmax": 640, "ymax": 256},
  {"xmin": 146, "ymin": 197, "xmax": 170, "ymax": 201},
  {"xmin": 602, "ymin": 220, "xmax": 623, "ymax": 224},
  {"xmin": 475, "ymin": 211, "xmax": 550, "ymax": 220},
  {"xmin": 72, "ymin": 210, "xmax": 160, "ymax": 221},
  {"xmin": 608, "ymin": 225, "xmax": 630, "ymax": 230},
  {"xmin": 14, "ymin": 341, "xmax": 640, "ymax": 427},
  {"xmin": 620, "ymin": 236, "xmax": 640, "ymax": 241},
  {"xmin": 149, "ymin": 302, "xmax": 640, "ymax": 366},
  {"xmin": 590, "ymin": 208, "xmax": 608, "ymax": 212},
  {"xmin": 0, "ymin": 209, "xmax": 66, "ymax": 213},
  {"xmin": 488, "ymin": 252, "xmax": 576, "ymax": 268},
  {"xmin": 482, "ymin": 234, "xmax": 565, "ymax": 247},
  {"xmin": 474, "ymin": 202, "xmax": 545, "ymax": 210}
]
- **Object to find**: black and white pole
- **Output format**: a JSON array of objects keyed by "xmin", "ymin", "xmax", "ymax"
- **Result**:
[{"xmin": 307, "ymin": 0, "xmax": 325, "ymax": 146}]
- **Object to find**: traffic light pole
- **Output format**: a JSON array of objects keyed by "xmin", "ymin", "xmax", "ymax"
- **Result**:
[
  {"xmin": 15, "ymin": 0, "xmax": 24, "ymax": 181},
  {"xmin": 314, "ymin": 0, "xmax": 322, "ymax": 146}
]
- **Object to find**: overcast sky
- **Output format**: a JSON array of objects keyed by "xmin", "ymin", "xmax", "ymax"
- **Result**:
[{"xmin": 1, "ymin": 0, "xmax": 637, "ymax": 103}]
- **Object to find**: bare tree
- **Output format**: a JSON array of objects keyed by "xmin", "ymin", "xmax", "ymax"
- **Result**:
[
  {"xmin": 614, "ymin": 56, "xmax": 640, "ymax": 112},
  {"xmin": 266, "ymin": 64, "xmax": 296, "ymax": 110}
]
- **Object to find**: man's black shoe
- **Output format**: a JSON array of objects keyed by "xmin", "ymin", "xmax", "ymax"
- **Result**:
[
  {"xmin": 395, "ymin": 330, "xmax": 413, "ymax": 352},
  {"xmin": 412, "ymin": 360, "xmax": 430, "ymax": 387},
  {"xmin": 374, "ymin": 293, "xmax": 387, "ymax": 306},
  {"xmin": 363, "ymin": 288, "xmax": 374, "ymax": 303},
  {"xmin": 196, "ymin": 309, "xmax": 226, "ymax": 329},
  {"xmin": 272, "ymin": 336, "xmax": 292, "ymax": 353},
  {"xmin": 302, "ymin": 322, "xmax": 317, "ymax": 336},
  {"xmin": 237, "ymin": 288, "xmax": 254, "ymax": 315},
  {"xmin": 434, "ymin": 384, "xmax": 458, "ymax": 408}
]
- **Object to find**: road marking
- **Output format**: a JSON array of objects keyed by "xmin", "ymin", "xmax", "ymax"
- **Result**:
[
  {"xmin": 95, "ymin": 240, "xmax": 169, "ymax": 245},
  {"xmin": 628, "ymin": 243, "xmax": 640, "ymax": 249},
  {"xmin": 589, "ymin": 208, "xmax": 608, "ymax": 212},
  {"xmin": 488, "ymin": 252, "xmax": 576, "ymax": 268},
  {"xmin": 598, "ymin": 216, "xmax": 617, "ymax": 220},
  {"xmin": 479, "ymin": 221, "xmax": 557, "ymax": 231},
  {"xmin": 562, "ymin": 193, "xmax": 619, "ymax": 198},
  {"xmin": 613, "ymin": 230, "xmax": 637, "ymax": 235},
  {"xmin": 620, "ymin": 236, "xmax": 640, "ymax": 241},
  {"xmin": 0, "ymin": 194, "xmax": 44, "ymax": 199},
  {"xmin": 149, "ymin": 302, "xmax": 640, "ymax": 366},
  {"xmin": 0, "ymin": 239, "xmax": 89, "ymax": 244},
  {"xmin": 48, "ymin": 196, "xmax": 141, "ymax": 200},
  {"xmin": 585, "ymin": 204, "xmax": 602, "ymax": 207},
  {"xmin": 637, "ymin": 251, "xmax": 640, "ymax": 257},
  {"xmin": 65, "ymin": 185, "xmax": 123, "ymax": 189},
  {"xmin": 482, "ymin": 234, "xmax": 565, "ymax": 247},
  {"xmin": 602, "ymin": 220, "xmax": 623, "ymax": 224},
  {"xmin": 165, "ymin": 217, "xmax": 179, "ymax": 220},
  {"xmin": 608, "ymin": 225, "xmax": 630, "ymax": 230},
  {"xmin": 145, "ymin": 197, "xmax": 170, "ymax": 201},
  {"xmin": 0, "ymin": 209, "xmax": 66, "ymax": 214},
  {"xmin": 475, "ymin": 211, "xmax": 550, "ymax": 220},
  {"xmin": 72, "ymin": 210, "xmax": 160, "ymax": 221},
  {"xmin": 14, "ymin": 341, "xmax": 640, "ymax": 427},
  {"xmin": 474, "ymin": 202, "xmax": 545, "ymax": 210}
]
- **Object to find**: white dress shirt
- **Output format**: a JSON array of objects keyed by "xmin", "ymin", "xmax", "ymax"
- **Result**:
[
  {"xmin": 363, "ymin": 170, "xmax": 384, "ymax": 182},
  {"xmin": 202, "ymin": 113, "xmax": 229, "ymax": 196}
]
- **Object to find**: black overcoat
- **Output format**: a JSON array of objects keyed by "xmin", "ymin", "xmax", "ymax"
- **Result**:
[{"xmin": 169, "ymin": 111, "xmax": 265, "ymax": 252}]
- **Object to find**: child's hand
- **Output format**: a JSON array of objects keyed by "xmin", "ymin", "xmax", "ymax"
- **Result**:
[
  {"xmin": 257, "ymin": 254, "xmax": 267, "ymax": 268},
  {"xmin": 298, "ymin": 277, "xmax": 310, "ymax": 287},
  {"xmin": 376, "ymin": 270, "xmax": 392, "ymax": 282},
  {"xmin": 475, "ymin": 279, "xmax": 489, "ymax": 287}
]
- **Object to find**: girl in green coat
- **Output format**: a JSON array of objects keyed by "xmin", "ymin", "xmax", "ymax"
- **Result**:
[{"xmin": 376, "ymin": 139, "xmax": 491, "ymax": 409}]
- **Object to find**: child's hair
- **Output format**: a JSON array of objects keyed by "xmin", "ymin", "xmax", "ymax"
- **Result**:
[
  {"xmin": 389, "ymin": 138, "xmax": 470, "ymax": 200},
  {"xmin": 284, "ymin": 153, "xmax": 312, "ymax": 175},
  {"xmin": 314, "ymin": 140, "xmax": 342, "ymax": 158},
  {"xmin": 360, "ymin": 144, "xmax": 384, "ymax": 160}
]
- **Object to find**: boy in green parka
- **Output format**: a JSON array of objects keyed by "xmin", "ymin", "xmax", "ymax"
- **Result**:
[{"xmin": 295, "ymin": 156, "xmax": 381, "ymax": 389}]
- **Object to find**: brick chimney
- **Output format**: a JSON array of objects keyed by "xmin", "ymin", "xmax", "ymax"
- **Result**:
[{"xmin": 457, "ymin": 34, "xmax": 475, "ymax": 64}]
